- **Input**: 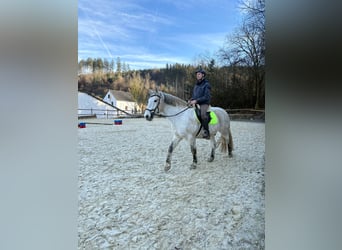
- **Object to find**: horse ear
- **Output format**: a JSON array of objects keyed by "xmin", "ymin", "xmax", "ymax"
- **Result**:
[{"xmin": 155, "ymin": 86, "xmax": 159, "ymax": 93}]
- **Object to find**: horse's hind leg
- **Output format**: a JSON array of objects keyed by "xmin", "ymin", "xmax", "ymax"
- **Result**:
[
  {"xmin": 208, "ymin": 136, "xmax": 216, "ymax": 162},
  {"xmin": 165, "ymin": 136, "xmax": 182, "ymax": 171},
  {"xmin": 228, "ymin": 128, "xmax": 233, "ymax": 158}
]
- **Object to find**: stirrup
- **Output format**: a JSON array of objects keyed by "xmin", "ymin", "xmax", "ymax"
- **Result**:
[{"xmin": 203, "ymin": 130, "xmax": 210, "ymax": 139}]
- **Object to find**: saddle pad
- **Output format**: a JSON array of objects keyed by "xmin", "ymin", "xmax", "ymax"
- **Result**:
[
  {"xmin": 194, "ymin": 110, "xmax": 218, "ymax": 125},
  {"xmin": 209, "ymin": 111, "xmax": 218, "ymax": 125}
]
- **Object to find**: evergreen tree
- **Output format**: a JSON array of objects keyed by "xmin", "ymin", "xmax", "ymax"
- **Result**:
[{"xmin": 116, "ymin": 57, "xmax": 122, "ymax": 75}]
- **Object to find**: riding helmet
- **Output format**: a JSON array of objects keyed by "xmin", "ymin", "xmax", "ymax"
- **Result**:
[{"xmin": 195, "ymin": 69, "xmax": 206, "ymax": 76}]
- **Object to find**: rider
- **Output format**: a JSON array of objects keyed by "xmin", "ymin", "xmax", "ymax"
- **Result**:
[{"xmin": 188, "ymin": 68, "xmax": 211, "ymax": 139}]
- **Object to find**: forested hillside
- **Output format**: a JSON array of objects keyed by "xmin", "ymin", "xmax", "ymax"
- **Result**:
[{"xmin": 78, "ymin": 61, "xmax": 264, "ymax": 110}]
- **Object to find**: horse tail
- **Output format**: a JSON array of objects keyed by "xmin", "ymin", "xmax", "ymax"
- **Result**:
[
  {"xmin": 219, "ymin": 136, "xmax": 228, "ymax": 153},
  {"xmin": 219, "ymin": 128, "xmax": 233, "ymax": 155},
  {"xmin": 228, "ymin": 127, "xmax": 233, "ymax": 157}
]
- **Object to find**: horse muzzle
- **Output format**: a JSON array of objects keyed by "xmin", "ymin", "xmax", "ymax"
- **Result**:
[{"xmin": 144, "ymin": 110, "xmax": 154, "ymax": 121}]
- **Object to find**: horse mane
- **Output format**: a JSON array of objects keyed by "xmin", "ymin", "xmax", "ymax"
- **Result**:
[{"xmin": 161, "ymin": 92, "xmax": 187, "ymax": 107}]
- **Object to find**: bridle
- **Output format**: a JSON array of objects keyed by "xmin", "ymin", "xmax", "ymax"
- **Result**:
[
  {"xmin": 145, "ymin": 93, "xmax": 191, "ymax": 118},
  {"xmin": 145, "ymin": 93, "xmax": 161, "ymax": 118}
]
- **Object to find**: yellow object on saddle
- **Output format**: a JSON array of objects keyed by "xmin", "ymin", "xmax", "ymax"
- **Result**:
[
  {"xmin": 208, "ymin": 111, "xmax": 218, "ymax": 124},
  {"xmin": 194, "ymin": 108, "xmax": 218, "ymax": 125}
]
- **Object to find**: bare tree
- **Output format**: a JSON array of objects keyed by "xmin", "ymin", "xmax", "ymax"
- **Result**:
[
  {"xmin": 219, "ymin": 0, "xmax": 265, "ymax": 109},
  {"xmin": 239, "ymin": 0, "xmax": 265, "ymax": 19}
]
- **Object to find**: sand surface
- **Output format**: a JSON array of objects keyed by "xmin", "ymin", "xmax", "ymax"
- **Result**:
[{"xmin": 78, "ymin": 118, "xmax": 265, "ymax": 249}]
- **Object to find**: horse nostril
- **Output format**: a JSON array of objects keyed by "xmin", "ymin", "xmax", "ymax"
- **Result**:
[{"xmin": 144, "ymin": 110, "xmax": 153, "ymax": 121}]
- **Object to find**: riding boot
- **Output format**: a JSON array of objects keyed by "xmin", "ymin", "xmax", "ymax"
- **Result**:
[{"xmin": 202, "ymin": 118, "xmax": 210, "ymax": 139}]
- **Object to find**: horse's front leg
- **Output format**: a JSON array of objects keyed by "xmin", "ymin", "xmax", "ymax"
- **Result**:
[
  {"xmin": 189, "ymin": 137, "xmax": 197, "ymax": 169},
  {"xmin": 165, "ymin": 136, "xmax": 182, "ymax": 171},
  {"xmin": 208, "ymin": 136, "xmax": 217, "ymax": 162}
]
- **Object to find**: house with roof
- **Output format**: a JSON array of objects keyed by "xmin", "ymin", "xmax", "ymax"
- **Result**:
[
  {"xmin": 78, "ymin": 91, "xmax": 117, "ymax": 118},
  {"xmin": 103, "ymin": 90, "xmax": 140, "ymax": 115}
]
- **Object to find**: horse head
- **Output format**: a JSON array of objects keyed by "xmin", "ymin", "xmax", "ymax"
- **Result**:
[{"xmin": 144, "ymin": 91, "xmax": 163, "ymax": 121}]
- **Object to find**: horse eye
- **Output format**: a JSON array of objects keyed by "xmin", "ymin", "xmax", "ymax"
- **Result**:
[{"xmin": 154, "ymin": 100, "xmax": 157, "ymax": 102}]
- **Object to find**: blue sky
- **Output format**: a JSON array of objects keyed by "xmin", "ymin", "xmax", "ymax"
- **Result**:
[{"xmin": 78, "ymin": 0, "xmax": 243, "ymax": 70}]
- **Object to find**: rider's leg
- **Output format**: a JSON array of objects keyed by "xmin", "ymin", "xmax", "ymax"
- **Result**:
[{"xmin": 200, "ymin": 104, "xmax": 210, "ymax": 139}]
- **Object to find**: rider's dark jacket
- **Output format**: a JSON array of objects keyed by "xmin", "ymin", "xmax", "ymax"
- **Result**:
[{"xmin": 191, "ymin": 79, "xmax": 211, "ymax": 105}]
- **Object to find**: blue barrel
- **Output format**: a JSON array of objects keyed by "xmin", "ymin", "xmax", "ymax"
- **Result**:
[
  {"xmin": 114, "ymin": 119, "xmax": 122, "ymax": 125},
  {"xmin": 78, "ymin": 122, "xmax": 86, "ymax": 128}
]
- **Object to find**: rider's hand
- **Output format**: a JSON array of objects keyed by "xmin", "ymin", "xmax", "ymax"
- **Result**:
[{"xmin": 189, "ymin": 100, "xmax": 197, "ymax": 105}]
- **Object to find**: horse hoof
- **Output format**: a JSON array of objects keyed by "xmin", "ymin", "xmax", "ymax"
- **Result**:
[
  {"xmin": 190, "ymin": 163, "xmax": 197, "ymax": 169},
  {"xmin": 207, "ymin": 157, "xmax": 214, "ymax": 162},
  {"xmin": 228, "ymin": 153, "xmax": 233, "ymax": 158},
  {"xmin": 164, "ymin": 164, "xmax": 171, "ymax": 171}
]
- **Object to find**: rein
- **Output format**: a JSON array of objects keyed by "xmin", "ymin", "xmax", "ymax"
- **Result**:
[
  {"xmin": 156, "ymin": 107, "xmax": 191, "ymax": 118},
  {"xmin": 147, "ymin": 93, "xmax": 191, "ymax": 118}
]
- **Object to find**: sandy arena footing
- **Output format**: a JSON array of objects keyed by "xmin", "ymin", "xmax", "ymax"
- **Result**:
[{"xmin": 78, "ymin": 118, "xmax": 265, "ymax": 249}]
